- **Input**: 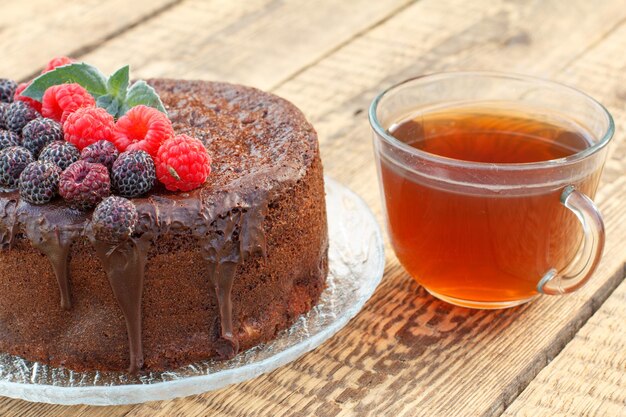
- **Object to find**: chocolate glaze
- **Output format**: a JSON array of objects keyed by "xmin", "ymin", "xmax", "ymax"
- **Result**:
[
  {"xmin": 0, "ymin": 198, "xmax": 18, "ymax": 250},
  {"xmin": 0, "ymin": 79, "xmax": 323, "ymax": 372},
  {"xmin": 26, "ymin": 222, "xmax": 75, "ymax": 310},
  {"xmin": 194, "ymin": 197, "xmax": 268, "ymax": 358},
  {"xmin": 90, "ymin": 235, "xmax": 151, "ymax": 373},
  {"xmin": 18, "ymin": 201, "xmax": 85, "ymax": 311}
]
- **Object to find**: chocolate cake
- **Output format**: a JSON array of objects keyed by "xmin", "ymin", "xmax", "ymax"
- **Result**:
[{"xmin": 0, "ymin": 79, "xmax": 328, "ymax": 372}]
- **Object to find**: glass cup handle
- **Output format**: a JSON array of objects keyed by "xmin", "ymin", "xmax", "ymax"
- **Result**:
[{"xmin": 537, "ymin": 185, "xmax": 606, "ymax": 295}]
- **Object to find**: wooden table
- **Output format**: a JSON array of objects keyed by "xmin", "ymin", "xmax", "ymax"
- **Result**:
[{"xmin": 1, "ymin": 1, "xmax": 625, "ymax": 416}]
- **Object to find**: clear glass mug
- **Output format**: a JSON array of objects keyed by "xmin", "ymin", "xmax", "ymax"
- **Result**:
[{"xmin": 370, "ymin": 72, "xmax": 613, "ymax": 309}]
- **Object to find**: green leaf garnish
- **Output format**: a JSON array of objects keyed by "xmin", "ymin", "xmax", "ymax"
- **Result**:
[
  {"xmin": 96, "ymin": 65, "xmax": 130, "ymax": 117},
  {"xmin": 21, "ymin": 62, "xmax": 166, "ymax": 118},
  {"xmin": 106, "ymin": 65, "xmax": 129, "ymax": 101},
  {"xmin": 22, "ymin": 63, "xmax": 107, "ymax": 101},
  {"xmin": 97, "ymin": 94, "xmax": 121, "ymax": 117},
  {"xmin": 121, "ymin": 80, "xmax": 167, "ymax": 115}
]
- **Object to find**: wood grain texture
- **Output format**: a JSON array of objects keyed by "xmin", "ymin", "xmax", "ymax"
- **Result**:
[
  {"xmin": 78, "ymin": 0, "xmax": 413, "ymax": 90},
  {"xmin": 501, "ymin": 23, "xmax": 626, "ymax": 416},
  {"xmin": 0, "ymin": 0, "xmax": 624, "ymax": 416},
  {"xmin": 503, "ymin": 279, "xmax": 626, "ymax": 417},
  {"xmin": 0, "ymin": 0, "xmax": 180, "ymax": 81}
]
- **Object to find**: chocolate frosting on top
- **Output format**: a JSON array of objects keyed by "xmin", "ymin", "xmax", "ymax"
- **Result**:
[{"xmin": 0, "ymin": 79, "xmax": 319, "ymax": 372}]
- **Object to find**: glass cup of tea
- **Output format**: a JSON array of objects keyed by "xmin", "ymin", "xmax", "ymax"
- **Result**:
[{"xmin": 370, "ymin": 72, "xmax": 613, "ymax": 309}]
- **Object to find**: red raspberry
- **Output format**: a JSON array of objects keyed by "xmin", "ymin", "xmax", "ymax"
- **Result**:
[
  {"xmin": 42, "ymin": 56, "xmax": 74, "ymax": 73},
  {"xmin": 155, "ymin": 134, "xmax": 211, "ymax": 192},
  {"xmin": 42, "ymin": 83, "xmax": 95, "ymax": 123},
  {"xmin": 14, "ymin": 82, "xmax": 42, "ymax": 113},
  {"xmin": 113, "ymin": 105, "xmax": 174, "ymax": 156},
  {"xmin": 59, "ymin": 161, "xmax": 110, "ymax": 210},
  {"xmin": 63, "ymin": 107, "xmax": 115, "ymax": 150},
  {"xmin": 80, "ymin": 140, "xmax": 119, "ymax": 171}
]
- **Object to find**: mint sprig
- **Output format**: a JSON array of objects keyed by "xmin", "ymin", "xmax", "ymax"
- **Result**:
[
  {"xmin": 120, "ymin": 81, "xmax": 165, "ymax": 116},
  {"xmin": 22, "ymin": 63, "xmax": 167, "ymax": 118},
  {"xmin": 96, "ymin": 65, "xmax": 130, "ymax": 116},
  {"xmin": 22, "ymin": 63, "xmax": 108, "ymax": 100}
]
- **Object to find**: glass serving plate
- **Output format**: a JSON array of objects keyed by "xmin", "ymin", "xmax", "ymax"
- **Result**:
[{"xmin": 0, "ymin": 177, "xmax": 385, "ymax": 405}]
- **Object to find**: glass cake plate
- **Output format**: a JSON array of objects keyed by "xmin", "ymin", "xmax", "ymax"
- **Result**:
[{"xmin": 0, "ymin": 177, "xmax": 385, "ymax": 405}]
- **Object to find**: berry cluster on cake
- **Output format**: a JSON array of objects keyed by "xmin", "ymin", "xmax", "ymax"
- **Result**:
[{"xmin": 0, "ymin": 58, "xmax": 328, "ymax": 373}]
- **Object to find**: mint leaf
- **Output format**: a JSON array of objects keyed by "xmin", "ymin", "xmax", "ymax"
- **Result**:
[
  {"xmin": 107, "ymin": 65, "xmax": 129, "ymax": 101},
  {"xmin": 22, "ymin": 63, "xmax": 107, "ymax": 101},
  {"xmin": 120, "ymin": 80, "xmax": 167, "ymax": 116},
  {"xmin": 97, "ymin": 94, "xmax": 121, "ymax": 117},
  {"xmin": 95, "ymin": 66, "xmax": 130, "ymax": 117}
]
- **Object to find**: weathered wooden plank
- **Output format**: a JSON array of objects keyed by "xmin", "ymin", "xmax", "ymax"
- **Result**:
[
  {"xmin": 0, "ymin": 0, "xmax": 180, "ymax": 81},
  {"xmin": 78, "ymin": 0, "xmax": 412, "ymax": 90},
  {"xmin": 501, "ymin": 23, "xmax": 626, "ymax": 417},
  {"xmin": 503, "ymin": 279, "xmax": 626, "ymax": 417},
  {"xmin": 0, "ymin": 401, "xmax": 130, "ymax": 417}
]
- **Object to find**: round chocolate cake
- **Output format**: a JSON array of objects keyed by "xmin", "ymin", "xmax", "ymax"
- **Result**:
[{"xmin": 0, "ymin": 79, "xmax": 328, "ymax": 372}]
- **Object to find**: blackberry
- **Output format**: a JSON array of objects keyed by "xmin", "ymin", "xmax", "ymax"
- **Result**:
[
  {"xmin": 39, "ymin": 141, "xmax": 80, "ymax": 170},
  {"xmin": 0, "ymin": 130, "xmax": 20, "ymax": 151},
  {"xmin": 18, "ymin": 161, "xmax": 61, "ymax": 204},
  {"xmin": 92, "ymin": 196, "xmax": 138, "ymax": 242},
  {"xmin": 5, "ymin": 101, "xmax": 39, "ymax": 133},
  {"xmin": 0, "ymin": 146, "xmax": 34, "ymax": 189},
  {"xmin": 0, "ymin": 79, "xmax": 17, "ymax": 103},
  {"xmin": 59, "ymin": 161, "xmax": 110, "ymax": 210},
  {"xmin": 80, "ymin": 140, "xmax": 119, "ymax": 172},
  {"xmin": 22, "ymin": 118, "xmax": 63, "ymax": 157},
  {"xmin": 0, "ymin": 103, "xmax": 7, "ymax": 129},
  {"xmin": 111, "ymin": 150, "xmax": 156, "ymax": 198}
]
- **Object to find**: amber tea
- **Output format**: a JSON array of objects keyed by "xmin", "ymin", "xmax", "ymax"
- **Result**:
[{"xmin": 380, "ymin": 107, "xmax": 602, "ymax": 306}]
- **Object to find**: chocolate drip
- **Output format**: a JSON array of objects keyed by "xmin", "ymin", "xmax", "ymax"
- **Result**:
[
  {"xmin": 26, "ymin": 224, "xmax": 76, "ymax": 310},
  {"xmin": 207, "ymin": 261, "xmax": 239, "ymax": 357},
  {"xmin": 18, "ymin": 204, "xmax": 84, "ymax": 311},
  {"xmin": 196, "ymin": 199, "xmax": 268, "ymax": 358},
  {"xmin": 0, "ymin": 198, "xmax": 18, "ymax": 250},
  {"xmin": 239, "ymin": 200, "xmax": 268, "ymax": 259},
  {"xmin": 91, "ymin": 236, "xmax": 151, "ymax": 373}
]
